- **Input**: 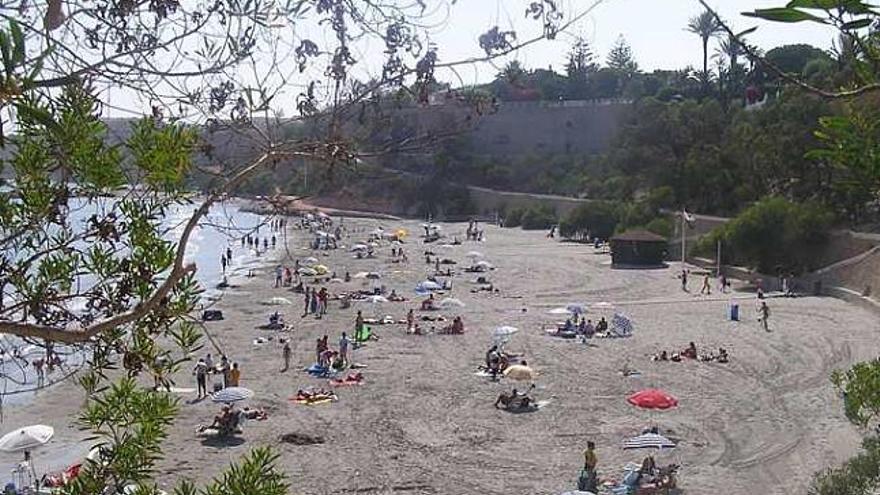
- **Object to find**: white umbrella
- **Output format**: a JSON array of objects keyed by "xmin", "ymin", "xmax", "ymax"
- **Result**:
[
  {"xmin": 466, "ymin": 251, "xmax": 484, "ymax": 259},
  {"xmin": 439, "ymin": 297, "xmax": 465, "ymax": 308},
  {"xmin": 212, "ymin": 387, "xmax": 253, "ymax": 404},
  {"xmin": 350, "ymin": 244, "xmax": 368, "ymax": 252},
  {"xmin": 366, "ymin": 272, "xmax": 381, "ymax": 280},
  {"xmin": 329, "ymin": 278, "xmax": 344, "ymax": 284},
  {"xmin": 264, "ymin": 297, "xmax": 292, "ymax": 305},
  {"xmin": 548, "ymin": 307, "xmax": 571, "ymax": 315},
  {"xmin": 593, "ymin": 301, "xmax": 614, "ymax": 310},
  {"xmin": 0, "ymin": 425, "xmax": 54, "ymax": 452},
  {"xmin": 493, "ymin": 325, "xmax": 519, "ymax": 337},
  {"xmin": 352, "ymin": 271, "xmax": 370, "ymax": 279},
  {"xmin": 566, "ymin": 303, "xmax": 587, "ymax": 315},
  {"xmin": 302, "ymin": 257, "xmax": 319, "ymax": 266},
  {"xmin": 476, "ymin": 260, "xmax": 494, "ymax": 269},
  {"xmin": 298, "ymin": 267, "xmax": 316, "ymax": 276},
  {"xmin": 623, "ymin": 432, "xmax": 676, "ymax": 450},
  {"xmin": 418, "ymin": 280, "xmax": 442, "ymax": 291}
]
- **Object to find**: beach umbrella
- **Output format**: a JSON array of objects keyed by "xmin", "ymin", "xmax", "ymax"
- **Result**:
[
  {"xmin": 0, "ymin": 425, "xmax": 54, "ymax": 452},
  {"xmin": 313, "ymin": 264, "xmax": 329, "ymax": 275},
  {"xmin": 612, "ymin": 313, "xmax": 634, "ymax": 337},
  {"xmin": 329, "ymin": 278, "xmax": 344, "ymax": 284},
  {"xmin": 317, "ymin": 211, "xmax": 330, "ymax": 219},
  {"xmin": 298, "ymin": 267, "xmax": 316, "ymax": 276},
  {"xmin": 439, "ymin": 297, "xmax": 465, "ymax": 308},
  {"xmin": 366, "ymin": 272, "xmax": 381, "ymax": 280},
  {"xmin": 264, "ymin": 297, "xmax": 292, "ymax": 306},
  {"xmin": 350, "ymin": 244, "xmax": 368, "ymax": 252},
  {"xmin": 566, "ymin": 303, "xmax": 587, "ymax": 315},
  {"xmin": 466, "ymin": 251, "xmax": 484, "ymax": 259},
  {"xmin": 476, "ymin": 260, "xmax": 494, "ymax": 269},
  {"xmin": 623, "ymin": 432, "xmax": 677, "ymax": 450},
  {"xmin": 315, "ymin": 231, "xmax": 329, "ymax": 237},
  {"xmin": 352, "ymin": 271, "xmax": 370, "ymax": 279},
  {"xmin": 493, "ymin": 325, "xmax": 519, "ymax": 337},
  {"xmin": 302, "ymin": 257, "xmax": 319, "ymax": 266},
  {"xmin": 417, "ymin": 280, "xmax": 442, "ymax": 291},
  {"xmin": 396, "ymin": 229, "xmax": 408, "ymax": 239},
  {"xmin": 212, "ymin": 387, "xmax": 253, "ymax": 404},
  {"xmin": 627, "ymin": 389, "xmax": 678, "ymax": 410},
  {"xmin": 548, "ymin": 307, "xmax": 571, "ymax": 315},
  {"xmin": 593, "ymin": 301, "xmax": 614, "ymax": 310},
  {"xmin": 503, "ymin": 365, "xmax": 536, "ymax": 381}
]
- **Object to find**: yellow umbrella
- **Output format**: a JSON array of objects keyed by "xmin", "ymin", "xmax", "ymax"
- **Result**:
[
  {"xmin": 313, "ymin": 264, "xmax": 329, "ymax": 275},
  {"xmin": 503, "ymin": 365, "xmax": 536, "ymax": 381},
  {"xmin": 396, "ymin": 229, "xmax": 408, "ymax": 239}
]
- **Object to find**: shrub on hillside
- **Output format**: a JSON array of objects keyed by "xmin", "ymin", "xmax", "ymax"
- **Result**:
[
  {"xmin": 559, "ymin": 202, "xmax": 619, "ymax": 240},
  {"xmin": 520, "ymin": 205, "xmax": 558, "ymax": 230},
  {"xmin": 504, "ymin": 207, "xmax": 525, "ymax": 228},
  {"xmin": 699, "ymin": 197, "xmax": 833, "ymax": 274},
  {"xmin": 644, "ymin": 217, "xmax": 673, "ymax": 238}
]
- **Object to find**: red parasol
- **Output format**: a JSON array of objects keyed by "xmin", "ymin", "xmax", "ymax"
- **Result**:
[{"xmin": 627, "ymin": 389, "xmax": 678, "ymax": 410}]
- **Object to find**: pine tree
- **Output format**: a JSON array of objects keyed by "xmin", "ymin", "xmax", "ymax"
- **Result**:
[{"xmin": 607, "ymin": 35, "xmax": 639, "ymax": 77}]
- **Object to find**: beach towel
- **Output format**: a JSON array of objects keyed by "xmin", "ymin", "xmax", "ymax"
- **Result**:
[
  {"xmin": 354, "ymin": 326, "xmax": 373, "ymax": 342},
  {"xmin": 305, "ymin": 364, "xmax": 335, "ymax": 377}
]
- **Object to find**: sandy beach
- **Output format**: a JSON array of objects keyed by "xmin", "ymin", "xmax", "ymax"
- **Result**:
[{"xmin": 1, "ymin": 218, "xmax": 877, "ymax": 495}]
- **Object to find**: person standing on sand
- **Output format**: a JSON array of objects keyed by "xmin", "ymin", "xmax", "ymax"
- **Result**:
[
  {"xmin": 219, "ymin": 355, "xmax": 230, "ymax": 388},
  {"xmin": 229, "ymin": 362, "xmax": 241, "ymax": 387},
  {"xmin": 700, "ymin": 274, "xmax": 711, "ymax": 295},
  {"xmin": 303, "ymin": 287, "xmax": 311, "ymax": 317},
  {"xmin": 282, "ymin": 342, "xmax": 291, "ymax": 372},
  {"xmin": 339, "ymin": 332, "xmax": 350, "ymax": 365},
  {"xmin": 193, "ymin": 358, "xmax": 208, "ymax": 398},
  {"xmin": 220, "ymin": 254, "xmax": 227, "ymax": 273},
  {"xmin": 355, "ymin": 311, "xmax": 364, "ymax": 340},
  {"xmin": 759, "ymin": 301, "xmax": 771, "ymax": 332},
  {"xmin": 579, "ymin": 441, "xmax": 599, "ymax": 492},
  {"xmin": 680, "ymin": 269, "xmax": 688, "ymax": 292},
  {"xmin": 406, "ymin": 309, "xmax": 415, "ymax": 333},
  {"xmin": 226, "ymin": 247, "xmax": 232, "ymax": 262},
  {"xmin": 272, "ymin": 235, "xmax": 277, "ymax": 248},
  {"xmin": 274, "ymin": 265, "xmax": 283, "ymax": 288},
  {"xmin": 205, "ymin": 353, "xmax": 215, "ymax": 387}
]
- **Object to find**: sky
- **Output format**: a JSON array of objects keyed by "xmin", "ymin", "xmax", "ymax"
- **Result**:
[
  {"xmin": 419, "ymin": 0, "xmax": 839, "ymax": 86},
  {"xmin": 100, "ymin": 0, "xmax": 841, "ymax": 117}
]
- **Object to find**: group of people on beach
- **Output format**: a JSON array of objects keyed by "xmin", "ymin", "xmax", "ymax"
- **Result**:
[{"xmin": 192, "ymin": 353, "xmax": 242, "ymax": 399}]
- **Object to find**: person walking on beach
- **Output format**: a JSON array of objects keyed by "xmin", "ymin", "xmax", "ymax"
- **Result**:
[
  {"xmin": 226, "ymin": 247, "xmax": 232, "ymax": 262},
  {"xmin": 205, "ymin": 353, "xmax": 215, "ymax": 387},
  {"xmin": 406, "ymin": 309, "xmax": 415, "ymax": 333},
  {"xmin": 193, "ymin": 358, "xmax": 208, "ymax": 398},
  {"xmin": 263, "ymin": 238, "xmax": 269, "ymax": 251},
  {"xmin": 700, "ymin": 274, "xmax": 711, "ymax": 295},
  {"xmin": 274, "ymin": 265, "xmax": 283, "ymax": 288},
  {"xmin": 310, "ymin": 291, "xmax": 318, "ymax": 315},
  {"xmin": 319, "ymin": 288, "xmax": 329, "ymax": 316},
  {"xmin": 220, "ymin": 254, "xmax": 227, "ymax": 273},
  {"xmin": 680, "ymin": 269, "xmax": 688, "ymax": 292},
  {"xmin": 759, "ymin": 301, "xmax": 771, "ymax": 332},
  {"xmin": 282, "ymin": 342, "xmax": 291, "ymax": 372},
  {"xmin": 272, "ymin": 235, "xmax": 276, "ymax": 248}
]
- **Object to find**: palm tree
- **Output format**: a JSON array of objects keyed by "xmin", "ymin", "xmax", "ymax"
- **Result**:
[
  {"xmin": 716, "ymin": 34, "xmax": 745, "ymax": 70},
  {"xmin": 687, "ymin": 10, "xmax": 723, "ymax": 89}
]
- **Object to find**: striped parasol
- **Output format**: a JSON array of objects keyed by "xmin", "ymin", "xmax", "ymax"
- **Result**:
[
  {"xmin": 212, "ymin": 387, "xmax": 253, "ymax": 404},
  {"xmin": 623, "ymin": 432, "xmax": 676, "ymax": 450}
]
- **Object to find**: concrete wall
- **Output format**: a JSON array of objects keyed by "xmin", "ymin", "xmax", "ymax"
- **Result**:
[{"xmin": 466, "ymin": 185, "xmax": 595, "ymax": 217}]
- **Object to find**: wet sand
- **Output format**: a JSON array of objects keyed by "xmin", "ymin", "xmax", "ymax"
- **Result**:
[{"xmin": 0, "ymin": 219, "xmax": 877, "ymax": 495}]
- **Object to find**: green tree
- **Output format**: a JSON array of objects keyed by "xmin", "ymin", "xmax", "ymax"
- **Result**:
[
  {"xmin": 558, "ymin": 202, "xmax": 619, "ymax": 240},
  {"xmin": 606, "ymin": 35, "xmax": 639, "ymax": 90},
  {"xmin": 566, "ymin": 36, "xmax": 599, "ymax": 99}
]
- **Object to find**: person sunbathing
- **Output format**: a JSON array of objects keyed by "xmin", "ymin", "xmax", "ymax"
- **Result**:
[
  {"xmin": 494, "ymin": 385, "xmax": 534, "ymax": 409},
  {"xmin": 296, "ymin": 387, "xmax": 336, "ymax": 401},
  {"xmin": 388, "ymin": 290, "xmax": 406, "ymax": 302},
  {"xmin": 682, "ymin": 342, "xmax": 698, "ymax": 359},
  {"xmin": 717, "ymin": 347, "xmax": 729, "ymax": 363},
  {"xmin": 242, "ymin": 407, "xmax": 268, "ymax": 420},
  {"xmin": 652, "ymin": 350, "xmax": 669, "ymax": 361}
]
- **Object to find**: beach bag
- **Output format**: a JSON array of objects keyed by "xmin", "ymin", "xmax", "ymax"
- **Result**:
[{"xmin": 202, "ymin": 310, "xmax": 224, "ymax": 321}]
